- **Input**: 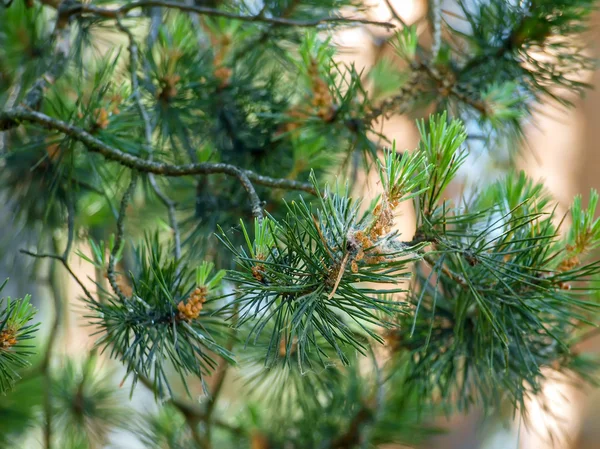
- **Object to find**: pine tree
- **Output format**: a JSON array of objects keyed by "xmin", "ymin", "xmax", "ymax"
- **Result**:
[{"xmin": 0, "ymin": 0, "xmax": 599, "ymax": 448}]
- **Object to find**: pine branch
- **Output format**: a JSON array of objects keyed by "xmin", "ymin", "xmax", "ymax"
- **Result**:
[
  {"xmin": 52, "ymin": 0, "xmax": 395, "ymax": 29},
  {"xmin": 572, "ymin": 326, "xmax": 600, "ymax": 346},
  {"xmin": 0, "ymin": 285, "xmax": 39, "ymax": 394},
  {"xmin": 139, "ymin": 369, "xmax": 245, "ymax": 439},
  {"xmin": 422, "ymin": 253, "xmax": 468, "ymax": 288},
  {"xmin": 2, "ymin": 1, "xmax": 599, "ymax": 445},
  {"xmin": 20, "ymin": 246, "xmax": 242, "ymax": 442},
  {"xmin": 137, "ymin": 373, "xmax": 205, "ymax": 420},
  {"xmin": 0, "ymin": 109, "xmax": 318, "ymax": 196},
  {"xmin": 331, "ymin": 406, "xmax": 373, "ymax": 448}
]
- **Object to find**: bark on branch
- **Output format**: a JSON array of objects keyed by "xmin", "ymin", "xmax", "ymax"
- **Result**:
[{"xmin": 0, "ymin": 108, "xmax": 318, "ymax": 197}]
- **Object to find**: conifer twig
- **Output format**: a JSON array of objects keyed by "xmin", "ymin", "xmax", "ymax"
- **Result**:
[
  {"xmin": 416, "ymin": 63, "xmax": 488, "ymax": 115},
  {"xmin": 0, "ymin": 109, "xmax": 318, "ymax": 197},
  {"xmin": 331, "ymin": 405, "xmax": 373, "ymax": 448},
  {"xmin": 53, "ymin": 0, "xmax": 396, "ymax": 29},
  {"xmin": 107, "ymin": 173, "xmax": 138, "ymax": 302},
  {"xmin": 19, "ymin": 251, "xmax": 95, "ymax": 301},
  {"xmin": 571, "ymin": 326, "xmax": 600, "ymax": 346},
  {"xmin": 430, "ymin": 0, "xmax": 442, "ymax": 60},
  {"xmin": 205, "ymin": 304, "xmax": 238, "ymax": 428},
  {"xmin": 137, "ymin": 372, "xmax": 244, "ymax": 440},
  {"xmin": 62, "ymin": 191, "xmax": 75, "ymax": 260},
  {"xmin": 20, "ymin": 247, "xmax": 243, "ymax": 442},
  {"xmin": 422, "ymin": 254, "xmax": 468, "ymax": 287},
  {"xmin": 327, "ymin": 253, "xmax": 350, "ymax": 300},
  {"xmin": 382, "ymin": 0, "xmax": 408, "ymax": 27},
  {"xmin": 116, "ymin": 16, "xmax": 183, "ymax": 259},
  {"xmin": 41, "ymin": 238, "xmax": 66, "ymax": 449}
]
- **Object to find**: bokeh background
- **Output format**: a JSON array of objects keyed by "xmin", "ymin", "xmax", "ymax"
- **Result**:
[{"xmin": 2, "ymin": 0, "xmax": 600, "ymax": 448}]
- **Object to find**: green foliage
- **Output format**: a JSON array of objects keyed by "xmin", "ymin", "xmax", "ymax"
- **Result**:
[
  {"xmin": 137, "ymin": 404, "xmax": 196, "ymax": 449},
  {"xmin": 415, "ymin": 113, "xmax": 468, "ymax": 215},
  {"xmin": 0, "ymin": 367, "xmax": 44, "ymax": 446},
  {"xmin": 240, "ymin": 351, "xmax": 441, "ymax": 449},
  {"xmin": 220, "ymin": 173, "xmax": 420, "ymax": 366},
  {"xmin": 51, "ymin": 357, "xmax": 126, "ymax": 449},
  {"xmin": 568, "ymin": 189, "xmax": 600, "ymax": 253},
  {"xmin": 237, "ymin": 317, "xmax": 345, "ymax": 416},
  {"xmin": 83, "ymin": 235, "xmax": 234, "ymax": 397},
  {"xmin": 392, "ymin": 25, "xmax": 419, "ymax": 63},
  {"xmin": 377, "ymin": 145, "xmax": 429, "ymax": 204},
  {"xmin": 373, "ymin": 0, "xmax": 598, "ymax": 162},
  {"xmin": 1, "ymin": 0, "xmax": 600, "ymax": 447},
  {"xmin": 395, "ymin": 168, "xmax": 600, "ymax": 415},
  {"xmin": 0, "ymin": 3, "xmax": 51, "ymax": 96},
  {"xmin": 0, "ymin": 281, "xmax": 37, "ymax": 394}
]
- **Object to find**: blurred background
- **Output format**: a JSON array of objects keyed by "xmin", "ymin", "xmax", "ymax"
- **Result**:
[{"xmin": 2, "ymin": 0, "xmax": 600, "ymax": 448}]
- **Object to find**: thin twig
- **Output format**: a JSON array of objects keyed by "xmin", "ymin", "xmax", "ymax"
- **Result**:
[
  {"xmin": 41, "ymin": 238, "xmax": 65, "ymax": 449},
  {"xmin": 331, "ymin": 403, "xmax": 373, "ymax": 448},
  {"xmin": 0, "ymin": 66, "xmax": 24, "ymax": 151},
  {"xmin": 146, "ymin": 7, "xmax": 162, "ymax": 49},
  {"xmin": 24, "ymin": 26, "xmax": 71, "ymax": 110},
  {"xmin": 328, "ymin": 253, "xmax": 350, "ymax": 300},
  {"xmin": 137, "ymin": 373, "xmax": 205, "ymax": 418},
  {"xmin": 430, "ymin": 0, "xmax": 442, "ymax": 61},
  {"xmin": 198, "ymin": 303, "xmax": 239, "ymax": 447},
  {"xmin": 19, "ymin": 250, "xmax": 95, "ymax": 301},
  {"xmin": 206, "ymin": 359, "xmax": 232, "ymax": 420},
  {"xmin": 423, "ymin": 253, "xmax": 468, "ymax": 287},
  {"xmin": 360, "ymin": 344, "xmax": 385, "ymax": 447},
  {"xmin": 62, "ymin": 190, "xmax": 75, "ymax": 260},
  {"xmin": 0, "ymin": 109, "xmax": 318, "ymax": 196},
  {"xmin": 571, "ymin": 326, "xmax": 600, "ymax": 346},
  {"xmin": 230, "ymin": 0, "xmax": 301, "ymax": 61},
  {"xmin": 149, "ymin": 176, "xmax": 182, "ymax": 257},
  {"xmin": 137, "ymin": 373, "xmax": 244, "ymax": 439},
  {"xmin": 187, "ymin": 417, "xmax": 206, "ymax": 448},
  {"xmin": 117, "ymin": 17, "xmax": 183, "ymax": 259},
  {"xmin": 383, "ymin": 0, "xmax": 408, "ymax": 27},
  {"xmin": 55, "ymin": 0, "xmax": 395, "ymax": 29},
  {"xmin": 107, "ymin": 173, "xmax": 138, "ymax": 301},
  {"xmin": 183, "ymin": 0, "xmax": 206, "ymax": 47},
  {"xmin": 232, "ymin": 168, "xmax": 264, "ymax": 220},
  {"xmin": 417, "ymin": 62, "xmax": 488, "ymax": 115},
  {"xmin": 205, "ymin": 303, "xmax": 238, "ymax": 422}
]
